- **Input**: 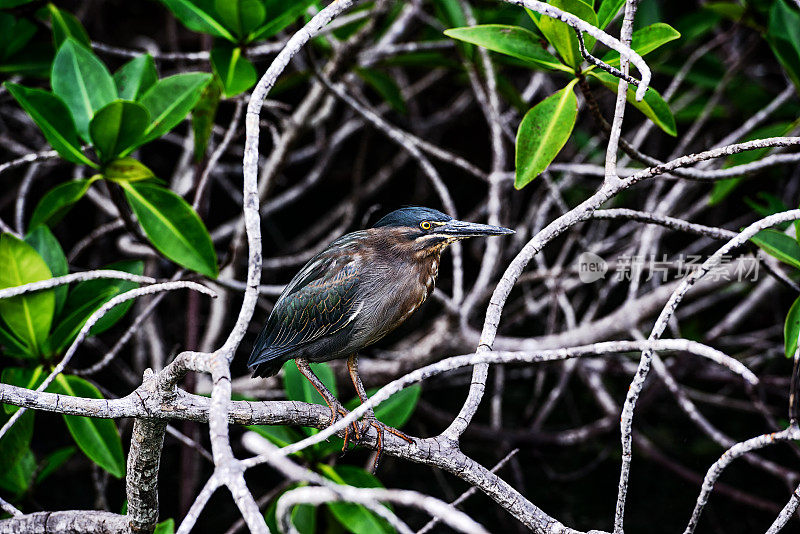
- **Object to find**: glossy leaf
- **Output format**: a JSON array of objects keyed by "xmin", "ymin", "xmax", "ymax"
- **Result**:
[
  {"xmin": 265, "ymin": 484, "xmax": 315, "ymax": 534},
  {"xmin": 47, "ymin": 3, "xmax": 90, "ymax": 49},
  {"xmin": 48, "ymin": 260, "xmax": 143, "ymax": 353},
  {"xmin": 4, "ymin": 82, "xmax": 96, "ymax": 166},
  {"xmin": 158, "ymin": 0, "xmax": 236, "ymax": 41},
  {"xmin": 344, "ymin": 385, "xmax": 421, "ymax": 428},
  {"xmin": 0, "ymin": 391, "xmax": 33, "ymax": 470},
  {"xmin": 36, "ymin": 446, "xmax": 76, "ymax": 484},
  {"xmin": 89, "ymin": 100, "xmax": 149, "ymax": 162},
  {"xmin": 25, "ymin": 225, "xmax": 68, "ymax": 316},
  {"xmin": 138, "ymin": 72, "xmax": 213, "ymax": 142},
  {"xmin": 2, "ymin": 366, "xmax": 46, "ymax": 413},
  {"xmin": 600, "ymin": 23, "xmax": 681, "ymax": 67},
  {"xmin": 750, "ymin": 229, "xmax": 800, "ymax": 271},
  {"xmin": 51, "ymin": 38, "xmax": 117, "ymax": 142},
  {"xmin": 531, "ymin": 0, "xmax": 597, "ymax": 69},
  {"xmin": 0, "ymin": 13, "xmax": 35, "ymax": 59},
  {"xmin": 0, "ymin": 447, "xmax": 35, "ymax": 495},
  {"xmin": 29, "ymin": 177, "xmax": 98, "ymax": 229},
  {"xmin": 283, "ymin": 360, "xmax": 338, "ymax": 406},
  {"xmin": 154, "ymin": 519, "xmax": 175, "ymax": 534},
  {"xmin": 120, "ymin": 182, "xmax": 218, "ymax": 277},
  {"xmin": 0, "ymin": 318, "xmax": 32, "ymax": 359},
  {"xmin": 104, "ymin": 158, "xmax": 156, "ymax": 183},
  {"xmin": 355, "ymin": 67, "xmax": 407, "ymax": 113},
  {"xmin": 786, "ymin": 295, "xmax": 800, "ymax": 358},
  {"xmin": 54, "ymin": 374, "xmax": 125, "ymax": 478},
  {"xmin": 0, "ymin": 233, "xmax": 55, "ymax": 357},
  {"xmin": 191, "ymin": 77, "xmax": 222, "ymax": 160},
  {"xmin": 767, "ymin": 0, "xmax": 800, "ymax": 94},
  {"xmin": 515, "ymin": 80, "xmax": 578, "ymax": 189},
  {"xmin": 319, "ymin": 465, "xmax": 393, "ymax": 534},
  {"xmin": 114, "ymin": 54, "xmax": 158, "ymax": 101},
  {"xmin": 250, "ymin": 0, "xmax": 318, "ymax": 41},
  {"xmin": 597, "ymin": 0, "xmax": 625, "ymax": 29},
  {"xmin": 210, "ymin": 43, "xmax": 256, "ymax": 98},
  {"xmin": 443, "ymin": 25, "xmax": 568, "ymax": 72},
  {"xmin": 214, "ymin": 0, "xmax": 265, "ymax": 40},
  {"xmin": 246, "ymin": 425, "xmax": 304, "ymax": 449},
  {"xmin": 590, "ymin": 71, "xmax": 676, "ymax": 136}
]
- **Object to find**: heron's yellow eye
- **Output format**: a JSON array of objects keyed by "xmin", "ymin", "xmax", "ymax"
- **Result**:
[{"xmin": 420, "ymin": 221, "xmax": 432, "ymax": 230}]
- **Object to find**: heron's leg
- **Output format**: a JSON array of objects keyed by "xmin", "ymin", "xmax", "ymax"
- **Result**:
[
  {"xmin": 295, "ymin": 358, "xmax": 359, "ymax": 446},
  {"xmin": 347, "ymin": 354, "xmax": 412, "ymax": 473}
]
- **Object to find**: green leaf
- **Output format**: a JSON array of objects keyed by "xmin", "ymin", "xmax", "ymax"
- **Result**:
[
  {"xmin": 25, "ymin": 225, "xmax": 68, "ymax": 316},
  {"xmin": 319, "ymin": 465, "xmax": 393, "ymax": 534},
  {"xmin": 283, "ymin": 360, "xmax": 338, "ymax": 405},
  {"xmin": 158, "ymin": 0, "xmax": 236, "ymax": 41},
  {"xmin": 750, "ymin": 229, "xmax": 800, "ymax": 271},
  {"xmin": 444, "ymin": 25, "xmax": 569, "ymax": 72},
  {"xmin": 515, "ymin": 80, "xmax": 578, "ymax": 189},
  {"xmin": 113, "ymin": 54, "xmax": 158, "ymax": 101},
  {"xmin": 191, "ymin": 77, "xmax": 222, "ymax": 160},
  {"xmin": 265, "ymin": 484, "xmax": 316, "ymax": 534},
  {"xmin": 247, "ymin": 425, "xmax": 305, "ymax": 449},
  {"xmin": 786, "ymin": 295, "xmax": 800, "ymax": 358},
  {"xmin": 48, "ymin": 260, "xmax": 143, "ymax": 354},
  {"xmin": 597, "ymin": 0, "xmax": 625, "ymax": 29},
  {"xmin": 531, "ymin": 0, "xmax": 597, "ymax": 69},
  {"xmin": 47, "ymin": 3, "xmax": 90, "ymax": 50},
  {"xmin": 0, "ymin": 318, "xmax": 33, "ymax": 359},
  {"xmin": 51, "ymin": 38, "xmax": 117, "ymax": 143},
  {"xmin": 291, "ymin": 503, "xmax": 316, "ymax": 534},
  {"xmin": 704, "ymin": 2, "xmax": 747, "ymax": 22},
  {"xmin": 0, "ymin": 233, "xmax": 55, "ymax": 357},
  {"xmin": 89, "ymin": 100, "xmax": 149, "ymax": 162},
  {"xmin": 250, "ymin": 0, "xmax": 318, "ymax": 41},
  {"xmin": 0, "ymin": 0, "xmax": 37, "ymax": 9},
  {"xmin": 210, "ymin": 43, "xmax": 256, "ymax": 98},
  {"xmin": 3, "ymin": 82, "xmax": 96, "ymax": 166},
  {"xmin": 214, "ymin": 0, "xmax": 265, "ymax": 40},
  {"xmin": 2, "ymin": 367, "xmax": 46, "ymax": 414},
  {"xmin": 138, "ymin": 72, "xmax": 213, "ymax": 143},
  {"xmin": 344, "ymin": 385, "xmax": 421, "ymax": 428},
  {"xmin": 36, "ymin": 446, "xmax": 76, "ymax": 485},
  {"xmin": 767, "ymin": 0, "xmax": 800, "ymax": 94},
  {"xmin": 0, "ymin": 13, "xmax": 36, "ymax": 59},
  {"xmin": 600, "ymin": 23, "xmax": 681, "ymax": 67},
  {"xmin": 120, "ymin": 182, "xmax": 218, "ymax": 277},
  {"xmin": 53, "ymin": 374, "xmax": 125, "ymax": 478},
  {"xmin": 374, "ymin": 385, "xmax": 420, "ymax": 428},
  {"xmin": 589, "ymin": 70, "xmax": 676, "ymax": 136},
  {"xmin": 104, "ymin": 158, "xmax": 156, "ymax": 183},
  {"xmin": 0, "ymin": 395, "xmax": 34, "ymax": 469},
  {"xmin": 0, "ymin": 448, "xmax": 35, "ymax": 496},
  {"xmin": 355, "ymin": 68, "xmax": 407, "ymax": 114},
  {"xmin": 29, "ymin": 177, "xmax": 98, "ymax": 229},
  {"xmin": 154, "ymin": 519, "xmax": 175, "ymax": 534}
]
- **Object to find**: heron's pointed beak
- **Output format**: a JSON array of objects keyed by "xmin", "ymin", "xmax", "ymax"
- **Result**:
[{"xmin": 437, "ymin": 219, "xmax": 515, "ymax": 239}]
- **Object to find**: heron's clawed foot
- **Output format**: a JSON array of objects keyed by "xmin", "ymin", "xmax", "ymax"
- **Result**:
[
  {"xmin": 357, "ymin": 415, "xmax": 414, "ymax": 473},
  {"xmin": 323, "ymin": 401, "xmax": 361, "ymax": 452}
]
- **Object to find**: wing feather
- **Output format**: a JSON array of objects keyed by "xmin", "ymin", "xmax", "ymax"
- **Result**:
[{"xmin": 248, "ymin": 247, "xmax": 362, "ymax": 370}]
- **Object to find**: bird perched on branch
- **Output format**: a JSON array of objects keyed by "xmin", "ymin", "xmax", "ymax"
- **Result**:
[{"xmin": 248, "ymin": 206, "xmax": 513, "ymax": 468}]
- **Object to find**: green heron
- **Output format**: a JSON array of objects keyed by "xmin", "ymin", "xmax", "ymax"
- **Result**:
[{"xmin": 248, "ymin": 207, "xmax": 513, "ymax": 465}]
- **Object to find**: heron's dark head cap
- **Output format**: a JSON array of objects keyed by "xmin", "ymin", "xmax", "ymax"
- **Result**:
[{"xmin": 373, "ymin": 206, "xmax": 514, "ymax": 250}]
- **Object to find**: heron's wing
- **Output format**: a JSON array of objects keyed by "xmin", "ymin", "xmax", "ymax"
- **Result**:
[{"xmin": 248, "ymin": 248, "xmax": 362, "ymax": 369}]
